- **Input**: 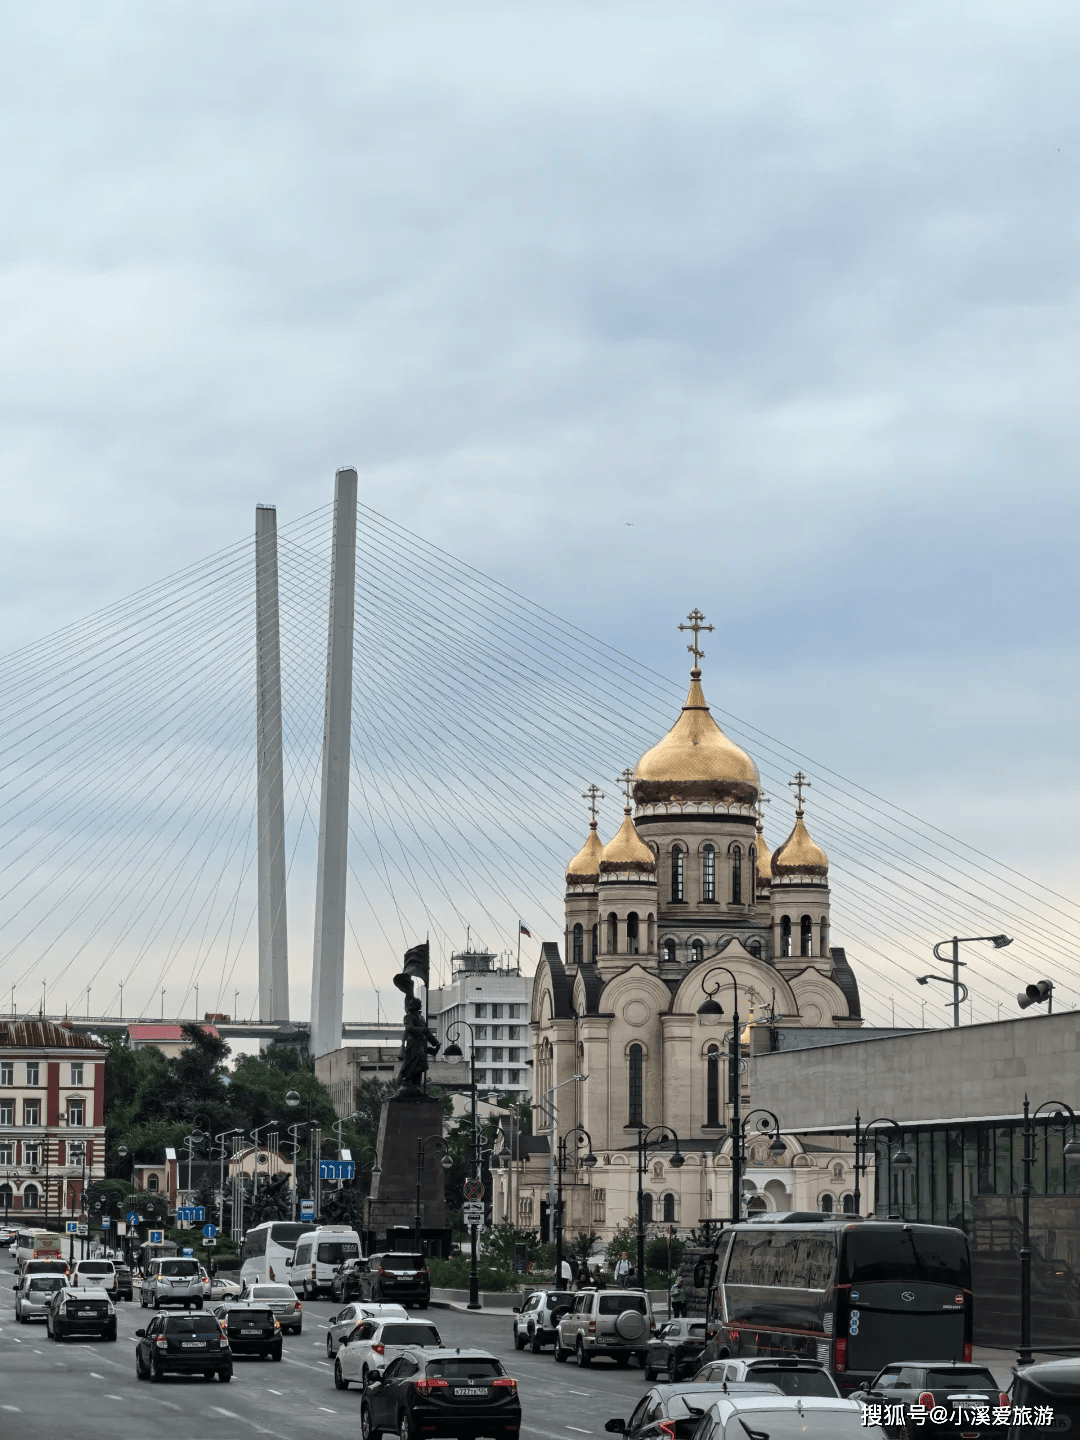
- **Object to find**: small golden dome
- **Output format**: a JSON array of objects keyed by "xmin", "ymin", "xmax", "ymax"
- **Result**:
[
  {"xmin": 772, "ymin": 811, "xmax": 828, "ymax": 877},
  {"xmin": 599, "ymin": 809, "xmax": 656, "ymax": 876},
  {"xmin": 753, "ymin": 819, "xmax": 772, "ymax": 888},
  {"xmin": 634, "ymin": 669, "xmax": 759, "ymax": 807},
  {"xmin": 566, "ymin": 824, "xmax": 603, "ymax": 886}
]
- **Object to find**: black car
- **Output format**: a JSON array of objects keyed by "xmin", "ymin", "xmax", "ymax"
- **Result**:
[
  {"xmin": 46, "ymin": 1286, "xmax": 117, "ymax": 1342},
  {"xmin": 211, "ymin": 1303, "xmax": 283, "ymax": 1361},
  {"xmin": 135, "ymin": 1312, "xmax": 233, "ymax": 1382},
  {"xmin": 1009, "ymin": 1358, "xmax": 1080, "ymax": 1438},
  {"xmin": 361, "ymin": 1346, "xmax": 521, "ymax": 1440},
  {"xmin": 643, "ymin": 1320, "xmax": 708, "ymax": 1381},
  {"xmin": 854, "ymin": 1362, "xmax": 1007, "ymax": 1438},
  {"xmin": 359, "ymin": 1253, "xmax": 431, "ymax": 1309},
  {"xmin": 606, "ymin": 1386, "xmax": 738, "ymax": 1440},
  {"xmin": 114, "ymin": 1264, "xmax": 134, "ymax": 1302},
  {"xmin": 332, "ymin": 1257, "xmax": 366, "ymax": 1303}
]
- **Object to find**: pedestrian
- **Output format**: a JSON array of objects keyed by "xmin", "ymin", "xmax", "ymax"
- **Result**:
[
  {"xmin": 670, "ymin": 1277, "xmax": 687, "ymax": 1318},
  {"xmin": 559, "ymin": 1256, "xmax": 573, "ymax": 1289},
  {"xmin": 614, "ymin": 1249, "xmax": 631, "ymax": 1284},
  {"xmin": 591, "ymin": 1265, "xmax": 607, "ymax": 1290}
]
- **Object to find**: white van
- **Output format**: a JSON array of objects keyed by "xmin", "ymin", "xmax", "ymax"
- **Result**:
[
  {"xmin": 15, "ymin": 1229, "xmax": 63, "ymax": 1272},
  {"xmin": 286, "ymin": 1225, "xmax": 362, "ymax": 1300},
  {"xmin": 70, "ymin": 1258, "xmax": 117, "ymax": 1294}
]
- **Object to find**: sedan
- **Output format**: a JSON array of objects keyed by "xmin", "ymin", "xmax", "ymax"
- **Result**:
[
  {"xmin": 237, "ymin": 1282, "xmax": 304, "ymax": 1334},
  {"xmin": 209, "ymin": 1276, "xmax": 242, "ymax": 1302},
  {"xmin": 336, "ymin": 1318, "xmax": 444, "ymax": 1392},
  {"xmin": 46, "ymin": 1286, "xmax": 118, "ymax": 1342},
  {"xmin": 135, "ymin": 1312, "xmax": 233, "ymax": 1383},
  {"xmin": 688, "ymin": 1395, "xmax": 883, "ymax": 1440},
  {"xmin": 360, "ymin": 1346, "xmax": 521, "ymax": 1440},
  {"xmin": 694, "ymin": 1358, "xmax": 842, "ymax": 1398},
  {"xmin": 606, "ymin": 1386, "xmax": 724, "ymax": 1440},
  {"xmin": 327, "ymin": 1301, "xmax": 410, "ymax": 1357},
  {"xmin": 643, "ymin": 1320, "xmax": 708, "ymax": 1381}
]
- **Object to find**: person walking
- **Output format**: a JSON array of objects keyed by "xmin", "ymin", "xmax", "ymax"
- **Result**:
[
  {"xmin": 614, "ymin": 1250, "xmax": 631, "ymax": 1284},
  {"xmin": 669, "ymin": 1277, "xmax": 687, "ymax": 1318},
  {"xmin": 559, "ymin": 1256, "xmax": 573, "ymax": 1289}
]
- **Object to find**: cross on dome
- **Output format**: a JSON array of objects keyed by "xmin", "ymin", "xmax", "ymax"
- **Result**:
[
  {"xmin": 582, "ymin": 784, "xmax": 604, "ymax": 825},
  {"xmin": 617, "ymin": 768, "xmax": 635, "ymax": 807},
  {"xmin": 788, "ymin": 771, "xmax": 810, "ymax": 815},
  {"xmin": 678, "ymin": 608, "xmax": 714, "ymax": 668}
]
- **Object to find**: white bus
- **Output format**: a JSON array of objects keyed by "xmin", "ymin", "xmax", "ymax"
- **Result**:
[
  {"xmin": 240, "ymin": 1221, "xmax": 312, "ymax": 1287},
  {"xmin": 15, "ymin": 1229, "xmax": 64, "ymax": 1272},
  {"xmin": 286, "ymin": 1225, "xmax": 362, "ymax": 1299}
]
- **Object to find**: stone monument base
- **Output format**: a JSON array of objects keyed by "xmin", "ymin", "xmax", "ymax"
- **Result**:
[{"xmin": 368, "ymin": 1092, "xmax": 447, "ymax": 1238}]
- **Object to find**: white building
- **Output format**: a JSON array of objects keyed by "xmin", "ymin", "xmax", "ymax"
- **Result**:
[{"xmin": 427, "ymin": 948, "xmax": 532, "ymax": 1100}]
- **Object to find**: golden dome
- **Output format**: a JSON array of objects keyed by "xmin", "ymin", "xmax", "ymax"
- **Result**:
[
  {"xmin": 633, "ymin": 669, "xmax": 759, "ymax": 807},
  {"xmin": 566, "ymin": 824, "xmax": 603, "ymax": 886},
  {"xmin": 772, "ymin": 811, "xmax": 828, "ymax": 878},
  {"xmin": 599, "ymin": 809, "xmax": 656, "ymax": 876},
  {"xmin": 753, "ymin": 818, "xmax": 772, "ymax": 888}
]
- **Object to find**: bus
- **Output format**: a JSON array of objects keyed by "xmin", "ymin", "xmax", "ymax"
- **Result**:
[
  {"xmin": 14, "ymin": 1228, "xmax": 64, "ymax": 1272},
  {"xmin": 709, "ymin": 1215, "xmax": 972, "ymax": 1394},
  {"xmin": 240, "ymin": 1221, "xmax": 312, "ymax": 1286}
]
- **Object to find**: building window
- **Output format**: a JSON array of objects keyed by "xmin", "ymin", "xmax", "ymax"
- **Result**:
[
  {"xmin": 702, "ymin": 845, "xmax": 715, "ymax": 902},
  {"xmin": 507, "ymin": 1048, "xmax": 520, "ymax": 1062},
  {"xmin": 475, "ymin": 1048, "xmax": 489, "ymax": 1062},
  {"xmin": 0, "ymin": 1062, "xmax": 12, "ymax": 1086},
  {"xmin": 491, "ymin": 1048, "xmax": 504, "ymax": 1063},
  {"xmin": 492, "ymin": 1004, "xmax": 503, "ymax": 1019},
  {"xmin": 820, "ymin": 919, "xmax": 829, "ymax": 958},
  {"xmin": 628, "ymin": 1044, "xmax": 643, "ymax": 1127},
  {"xmin": 730, "ymin": 845, "xmax": 742, "ymax": 904},
  {"xmin": 23, "ymin": 1101, "xmax": 40, "ymax": 1127},
  {"xmin": 507, "ymin": 1071, "xmax": 521, "ymax": 1085},
  {"xmin": 706, "ymin": 1045, "xmax": 720, "ymax": 1127},
  {"xmin": 509, "ymin": 1004, "xmax": 521, "ymax": 1019},
  {"xmin": 800, "ymin": 915, "xmax": 813, "ymax": 957},
  {"xmin": 474, "ymin": 1070, "xmax": 488, "ymax": 1085},
  {"xmin": 749, "ymin": 844, "xmax": 757, "ymax": 894},
  {"xmin": 662, "ymin": 938, "xmax": 676, "ymax": 965},
  {"xmin": 70, "ymin": 1063, "xmax": 84, "ymax": 1086},
  {"xmin": 67, "ymin": 1100, "xmax": 85, "ymax": 1127},
  {"xmin": 780, "ymin": 915, "xmax": 792, "ymax": 957},
  {"xmin": 641, "ymin": 1192, "xmax": 654, "ymax": 1223},
  {"xmin": 842, "ymin": 1193, "xmax": 855, "ymax": 1214},
  {"xmin": 22, "ymin": 1184, "xmax": 39, "ymax": 1210},
  {"xmin": 607, "ymin": 912, "xmax": 618, "ymax": 954},
  {"xmin": 0, "ymin": 1184, "xmax": 11, "ymax": 1210},
  {"xmin": 590, "ymin": 923, "xmax": 598, "ymax": 960},
  {"xmin": 626, "ymin": 912, "xmax": 639, "ymax": 954},
  {"xmin": 23, "ymin": 1143, "xmax": 40, "ymax": 1166},
  {"xmin": 0, "ymin": 1141, "xmax": 12, "ymax": 1165},
  {"xmin": 592, "ymin": 1189, "xmax": 606, "ymax": 1225},
  {"xmin": 690, "ymin": 939, "xmax": 704, "ymax": 966},
  {"xmin": 663, "ymin": 1193, "xmax": 676, "ymax": 1222},
  {"xmin": 671, "ymin": 846, "xmax": 685, "ymax": 902},
  {"xmin": 747, "ymin": 937, "xmax": 762, "ymax": 959},
  {"xmin": 491, "ymin": 1069, "xmax": 504, "ymax": 1086},
  {"xmin": 491, "ymin": 1026, "xmax": 505, "ymax": 1040},
  {"xmin": 474, "ymin": 1004, "xmax": 488, "ymax": 1018},
  {"xmin": 0, "ymin": 1101, "xmax": 12, "ymax": 1126},
  {"xmin": 819, "ymin": 1193, "xmax": 834, "ymax": 1213},
  {"xmin": 572, "ymin": 924, "xmax": 583, "ymax": 965},
  {"xmin": 25, "ymin": 1063, "xmax": 39, "ymax": 1087}
]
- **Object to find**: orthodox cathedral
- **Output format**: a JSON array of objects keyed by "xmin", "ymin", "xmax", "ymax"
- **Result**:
[{"xmin": 505, "ymin": 612, "xmax": 865, "ymax": 1239}]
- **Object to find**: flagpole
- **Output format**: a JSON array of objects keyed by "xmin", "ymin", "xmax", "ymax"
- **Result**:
[{"xmin": 517, "ymin": 923, "xmax": 521, "ymax": 970}]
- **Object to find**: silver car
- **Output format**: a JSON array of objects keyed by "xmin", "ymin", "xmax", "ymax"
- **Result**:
[
  {"xmin": 140, "ymin": 1257, "xmax": 205, "ymax": 1310},
  {"xmin": 13, "ymin": 1272, "xmax": 67, "ymax": 1322},
  {"xmin": 325, "ymin": 1301, "xmax": 408, "ymax": 1357}
]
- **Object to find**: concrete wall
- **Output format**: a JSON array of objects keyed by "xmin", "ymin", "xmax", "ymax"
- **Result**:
[{"xmin": 748, "ymin": 1012, "xmax": 1080, "ymax": 1127}]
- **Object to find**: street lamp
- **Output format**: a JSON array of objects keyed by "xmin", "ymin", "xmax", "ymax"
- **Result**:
[
  {"xmin": 697, "ymin": 965, "xmax": 749, "ymax": 1223},
  {"xmin": 1018, "ymin": 1098, "xmax": 1080, "ymax": 1364},
  {"xmin": 919, "ymin": 934, "xmax": 1013, "ymax": 1028},
  {"xmin": 633, "ymin": 1125, "xmax": 684, "ymax": 1287},
  {"xmin": 850, "ymin": 1114, "xmax": 913, "ymax": 1217},
  {"xmin": 415, "ymin": 1135, "xmax": 448, "ymax": 1256},
  {"xmin": 555, "ymin": 1126, "xmax": 597, "ymax": 1289},
  {"xmin": 444, "ymin": 1021, "xmax": 482, "ymax": 1310},
  {"xmin": 709, "ymin": 1110, "xmax": 784, "ymax": 1220},
  {"xmin": 212, "ymin": 1128, "xmax": 243, "ymax": 1235}
]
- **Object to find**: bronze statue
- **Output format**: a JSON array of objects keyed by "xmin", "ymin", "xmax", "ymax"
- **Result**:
[{"xmin": 397, "ymin": 995, "xmax": 440, "ymax": 1091}]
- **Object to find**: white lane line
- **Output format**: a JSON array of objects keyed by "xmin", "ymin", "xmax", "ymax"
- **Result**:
[
  {"xmin": 567, "ymin": 1390, "xmax": 592, "ymax": 1397},
  {"xmin": 566, "ymin": 1429, "xmax": 593, "ymax": 1434},
  {"xmin": 105, "ymin": 1394, "xmax": 123, "ymax": 1400},
  {"xmin": 211, "ymin": 1407, "xmax": 240, "ymax": 1418},
  {"xmin": 318, "ymin": 1407, "xmax": 337, "ymax": 1413},
  {"xmin": 1, "ymin": 1405, "xmax": 22, "ymax": 1412},
  {"xmin": 268, "ymin": 1389, "xmax": 284, "ymax": 1395},
  {"xmin": 157, "ymin": 1399, "xmax": 182, "ymax": 1410},
  {"xmin": 89, "ymin": 1371, "xmax": 105, "ymax": 1379}
]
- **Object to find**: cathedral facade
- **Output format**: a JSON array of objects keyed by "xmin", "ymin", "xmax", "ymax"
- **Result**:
[{"xmin": 500, "ymin": 614, "xmax": 865, "ymax": 1241}]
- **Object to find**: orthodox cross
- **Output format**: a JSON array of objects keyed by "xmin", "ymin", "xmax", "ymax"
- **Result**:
[
  {"xmin": 582, "ymin": 784, "xmax": 604, "ymax": 825},
  {"xmin": 757, "ymin": 791, "xmax": 771, "ymax": 824},
  {"xmin": 678, "ymin": 608, "xmax": 714, "ymax": 667},
  {"xmin": 788, "ymin": 771, "xmax": 810, "ymax": 814},
  {"xmin": 617, "ymin": 768, "xmax": 635, "ymax": 807}
]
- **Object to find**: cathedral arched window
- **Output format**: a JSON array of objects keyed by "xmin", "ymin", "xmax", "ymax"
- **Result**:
[
  {"xmin": 819, "ymin": 1193, "xmax": 834, "ymax": 1213},
  {"xmin": 730, "ymin": 844, "xmax": 742, "ymax": 904},
  {"xmin": 780, "ymin": 915, "xmax": 792, "ymax": 957},
  {"xmin": 572, "ymin": 924, "xmax": 583, "ymax": 966},
  {"xmin": 702, "ymin": 845, "xmax": 715, "ymax": 902},
  {"xmin": 662, "ymin": 938, "xmax": 676, "ymax": 965},
  {"xmin": 663, "ymin": 1193, "xmax": 676, "ymax": 1222},
  {"xmin": 671, "ymin": 846, "xmax": 685, "ymax": 903},
  {"xmin": 641, "ymin": 1192, "xmax": 654, "ymax": 1223},
  {"xmin": 626, "ymin": 912, "xmax": 639, "ymax": 955},
  {"xmin": 628, "ymin": 1044, "xmax": 643, "ymax": 1126},
  {"xmin": 690, "ymin": 939, "xmax": 704, "ymax": 967},
  {"xmin": 747, "ymin": 937, "xmax": 762, "ymax": 959},
  {"xmin": 22, "ymin": 1183, "xmax": 39, "ymax": 1210},
  {"xmin": 705, "ymin": 1044, "xmax": 720, "ymax": 1127},
  {"xmin": 607, "ymin": 912, "xmax": 618, "ymax": 955},
  {"xmin": 591, "ymin": 924, "xmax": 598, "ymax": 961},
  {"xmin": 819, "ymin": 918, "xmax": 829, "ymax": 958},
  {"xmin": 842, "ymin": 1193, "xmax": 855, "ymax": 1214},
  {"xmin": 800, "ymin": 915, "xmax": 813, "ymax": 957},
  {"xmin": 749, "ymin": 844, "xmax": 757, "ymax": 896}
]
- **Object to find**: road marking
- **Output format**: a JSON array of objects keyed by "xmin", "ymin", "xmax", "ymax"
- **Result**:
[
  {"xmin": 566, "ymin": 1429, "xmax": 593, "ymax": 1434},
  {"xmin": 106, "ymin": 1394, "xmax": 123, "ymax": 1400},
  {"xmin": 567, "ymin": 1390, "xmax": 592, "ymax": 1397},
  {"xmin": 2, "ymin": 1406, "xmax": 21, "ymax": 1413},
  {"xmin": 90, "ymin": 1372, "xmax": 105, "ymax": 1379},
  {"xmin": 268, "ymin": 1388, "xmax": 284, "ymax": 1395},
  {"xmin": 318, "ymin": 1407, "xmax": 336, "ymax": 1413},
  {"xmin": 211, "ymin": 1407, "xmax": 240, "ymax": 1418},
  {"xmin": 157, "ymin": 1400, "xmax": 182, "ymax": 1410}
]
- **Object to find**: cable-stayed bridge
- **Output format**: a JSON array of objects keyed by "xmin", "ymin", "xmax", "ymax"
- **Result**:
[{"xmin": 2, "ymin": 467, "xmax": 1079, "ymax": 1047}]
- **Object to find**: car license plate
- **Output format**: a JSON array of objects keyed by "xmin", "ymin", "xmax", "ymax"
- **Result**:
[
  {"xmin": 242, "ymin": 1328, "xmax": 261, "ymax": 1334},
  {"xmin": 454, "ymin": 1388, "xmax": 486, "ymax": 1396},
  {"xmin": 181, "ymin": 1341, "xmax": 206, "ymax": 1348},
  {"xmin": 78, "ymin": 1310, "xmax": 97, "ymax": 1316}
]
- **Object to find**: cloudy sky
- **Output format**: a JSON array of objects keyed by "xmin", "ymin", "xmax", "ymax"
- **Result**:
[{"xmin": 2, "ymin": 2, "xmax": 1078, "ymax": 1023}]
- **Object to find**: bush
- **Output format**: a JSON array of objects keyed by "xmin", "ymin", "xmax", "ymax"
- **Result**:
[{"xmin": 645, "ymin": 1236, "xmax": 685, "ymax": 1274}]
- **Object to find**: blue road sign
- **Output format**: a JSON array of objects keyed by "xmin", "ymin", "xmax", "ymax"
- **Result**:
[
  {"xmin": 300, "ymin": 1199, "xmax": 315, "ymax": 1217},
  {"xmin": 65, "ymin": 1220, "xmax": 78, "ymax": 1234},
  {"xmin": 126, "ymin": 1211, "xmax": 139, "ymax": 1225},
  {"xmin": 182, "ymin": 1247, "xmax": 193, "ymax": 1257},
  {"xmin": 176, "ymin": 1205, "xmax": 205, "ymax": 1223},
  {"xmin": 100, "ymin": 1221, "xmax": 110, "ymax": 1228},
  {"xmin": 202, "ymin": 1223, "xmax": 217, "ymax": 1239},
  {"xmin": 148, "ymin": 1229, "xmax": 164, "ymax": 1246},
  {"xmin": 319, "ymin": 1160, "xmax": 355, "ymax": 1182}
]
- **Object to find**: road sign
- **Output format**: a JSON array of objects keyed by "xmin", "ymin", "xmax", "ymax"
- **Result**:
[
  {"xmin": 176, "ymin": 1205, "xmax": 205, "ymax": 1223},
  {"xmin": 78, "ymin": 1225, "xmax": 88, "ymax": 1236},
  {"xmin": 462, "ymin": 1201, "xmax": 484, "ymax": 1226},
  {"xmin": 204, "ymin": 1238, "xmax": 217, "ymax": 1248},
  {"xmin": 202, "ymin": 1223, "xmax": 217, "ymax": 1239},
  {"xmin": 463, "ymin": 1179, "xmax": 484, "ymax": 1201},
  {"xmin": 182, "ymin": 1247, "xmax": 194, "ymax": 1257},
  {"xmin": 99, "ymin": 1222, "xmax": 109, "ymax": 1230},
  {"xmin": 125, "ymin": 1211, "xmax": 139, "ymax": 1225},
  {"xmin": 116, "ymin": 1221, "xmax": 127, "ymax": 1236},
  {"xmin": 65, "ymin": 1220, "xmax": 78, "ymax": 1234},
  {"xmin": 300, "ymin": 1199, "xmax": 315, "ymax": 1218},
  {"xmin": 147, "ymin": 1229, "xmax": 164, "ymax": 1246},
  {"xmin": 319, "ymin": 1160, "xmax": 355, "ymax": 1182}
]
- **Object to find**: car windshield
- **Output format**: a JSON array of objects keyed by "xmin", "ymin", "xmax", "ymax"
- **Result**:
[
  {"xmin": 382, "ymin": 1254, "xmax": 423, "ymax": 1269},
  {"xmin": 924, "ymin": 1370, "xmax": 997, "ymax": 1393},
  {"xmin": 28, "ymin": 1277, "xmax": 65, "ymax": 1292},
  {"xmin": 318, "ymin": 1242, "xmax": 360, "ymax": 1264},
  {"xmin": 160, "ymin": 1261, "xmax": 199, "ymax": 1277},
  {"xmin": 79, "ymin": 1263, "xmax": 113, "ymax": 1274},
  {"xmin": 725, "ymin": 1415, "xmax": 873, "ymax": 1439},
  {"xmin": 253, "ymin": 1286, "xmax": 296, "ymax": 1299},
  {"xmin": 167, "ymin": 1316, "xmax": 221, "ymax": 1334},
  {"xmin": 380, "ymin": 1324, "xmax": 442, "ymax": 1345},
  {"xmin": 744, "ymin": 1368, "xmax": 837, "ymax": 1397},
  {"xmin": 230, "ymin": 1308, "xmax": 275, "ymax": 1322},
  {"xmin": 426, "ymin": 1358, "xmax": 503, "ymax": 1378},
  {"xmin": 599, "ymin": 1295, "xmax": 647, "ymax": 1315},
  {"xmin": 28, "ymin": 1262, "xmax": 68, "ymax": 1273}
]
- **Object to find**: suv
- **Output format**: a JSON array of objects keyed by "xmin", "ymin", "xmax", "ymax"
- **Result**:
[
  {"xmin": 1009, "ymin": 1358, "xmax": 1080, "ymax": 1439},
  {"xmin": 114, "ymin": 1263, "xmax": 134, "ymax": 1302},
  {"xmin": 71, "ymin": 1258, "xmax": 118, "ymax": 1295},
  {"xmin": 46, "ymin": 1285, "xmax": 118, "ymax": 1341},
  {"xmin": 358, "ymin": 1253, "xmax": 431, "ymax": 1308},
  {"xmin": 141, "ymin": 1256, "xmax": 205, "ymax": 1310},
  {"xmin": 13, "ymin": 1272, "xmax": 67, "ymax": 1322},
  {"xmin": 556, "ymin": 1289, "xmax": 654, "ymax": 1368},
  {"xmin": 335, "ymin": 1317, "xmax": 444, "ymax": 1391},
  {"xmin": 360, "ymin": 1346, "xmax": 521, "ymax": 1440},
  {"xmin": 135, "ymin": 1312, "xmax": 233, "ymax": 1382},
  {"xmin": 512, "ymin": 1290, "xmax": 575, "ymax": 1354}
]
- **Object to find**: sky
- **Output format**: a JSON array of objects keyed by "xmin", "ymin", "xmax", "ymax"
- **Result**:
[{"xmin": 2, "ymin": 2, "xmax": 1079, "ymax": 1025}]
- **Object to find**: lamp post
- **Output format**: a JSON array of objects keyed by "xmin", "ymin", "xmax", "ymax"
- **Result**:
[
  {"xmin": 415, "ymin": 1135, "xmax": 452, "ymax": 1256},
  {"xmin": 709, "ymin": 1109, "xmax": 784, "ymax": 1222},
  {"xmin": 352, "ymin": 1144, "xmax": 382, "ymax": 1247},
  {"xmin": 555, "ymin": 1126, "xmax": 597, "ymax": 1289},
  {"xmin": 850, "ymin": 1114, "xmax": 912, "ymax": 1217},
  {"xmin": 697, "ymin": 965, "xmax": 746, "ymax": 1223},
  {"xmin": 443, "ymin": 1021, "xmax": 482, "ymax": 1309},
  {"xmin": 1018, "ymin": 1098, "xmax": 1080, "ymax": 1364},
  {"xmin": 634, "ymin": 1125, "xmax": 684, "ymax": 1287},
  {"xmin": 212, "ymin": 1128, "xmax": 243, "ymax": 1235},
  {"xmin": 918, "ymin": 934, "xmax": 1012, "ymax": 1028}
]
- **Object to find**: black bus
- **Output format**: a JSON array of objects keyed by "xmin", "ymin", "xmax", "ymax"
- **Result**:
[{"xmin": 708, "ymin": 1216, "xmax": 972, "ymax": 1393}]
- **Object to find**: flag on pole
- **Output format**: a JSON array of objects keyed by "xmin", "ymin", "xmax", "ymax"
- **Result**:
[{"xmin": 519, "ymin": 923, "xmax": 531, "ymax": 937}]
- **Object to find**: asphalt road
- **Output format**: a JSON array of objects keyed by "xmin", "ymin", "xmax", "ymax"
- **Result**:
[{"xmin": 0, "ymin": 1256, "xmax": 651, "ymax": 1440}]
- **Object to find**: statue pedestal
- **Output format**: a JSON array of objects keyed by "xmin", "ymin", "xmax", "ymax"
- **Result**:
[{"xmin": 368, "ymin": 1093, "xmax": 447, "ymax": 1244}]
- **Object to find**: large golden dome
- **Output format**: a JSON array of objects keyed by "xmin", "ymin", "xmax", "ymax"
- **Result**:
[
  {"xmin": 634, "ymin": 669, "xmax": 759, "ymax": 807},
  {"xmin": 753, "ymin": 817, "xmax": 772, "ymax": 889},
  {"xmin": 566, "ymin": 824, "xmax": 603, "ymax": 886},
  {"xmin": 772, "ymin": 811, "xmax": 828, "ymax": 877},
  {"xmin": 599, "ymin": 809, "xmax": 656, "ymax": 876}
]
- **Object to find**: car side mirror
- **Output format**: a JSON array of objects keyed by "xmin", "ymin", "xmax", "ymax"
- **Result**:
[
  {"xmin": 136, "ymin": 1328, "xmax": 146, "ymax": 1338},
  {"xmin": 512, "ymin": 1307, "xmax": 520, "ymax": 1313},
  {"xmin": 284, "ymin": 1258, "xmax": 292, "ymax": 1266},
  {"xmin": 370, "ymin": 1368, "xmax": 383, "ymax": 1383},
  {"xmin": 605, "ymin": 1423, "xmax": 626, "ymax": 1434}
]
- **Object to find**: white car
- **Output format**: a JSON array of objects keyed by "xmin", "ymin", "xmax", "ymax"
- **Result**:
[
  {"xmin": 334, "ymin": 1316, "xmax": 443, "ymax": 1391},
  {"xmin": 693, "ymin": 1358, "xmax": 842, "ymax": 1398},
  {"xmin": 238, "ymin": 1281, "xmax": 304, "ymax": 1334},
  {"xmin": 325, "ymin": 1301, "xmax": 409, "ymax": 1357},
  {"xmin": 12, "ymin": 1272, "xmax": 67, "ymax": 1322},
  {"xmin": 70, "ymin": 1259, "xmax": 117, "ymax": 1295},
  {"xmin": 209, "ymin": 1276, "xmax": 243, "ymax": 1302},
  {"xmin": 680, "ymin": 1395, "xmax": 880, "ymax": 1440}
]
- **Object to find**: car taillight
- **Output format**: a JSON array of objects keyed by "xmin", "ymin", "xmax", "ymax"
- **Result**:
[
  {"xmin": 833, "ymin": 1338, "xmax": 847, "ymax": 1372},
  {"xmin": 294, "ymin": 1301, "xmax": 302, "ymax": 1311},
  {"xmin": 273, "ymin": 1319, "xmax": 281, "ymax": 1329},
  {"xmin": 413, "ymin": 1378, "xmax": 449, "ymax": 1395},
  {"xmin": 587, "ymin": 1321, "xmax": 596, "ymax": 1333},
  {"xmin": 963, "ymin": 1342, "xmax": 972, "ymax": 1363},
  {"xmin": 155, "ymin": 1337, "xmax": 168, "ymax": 1348},
  {"xmin": 219, "ymin": 1337, "xmax": 229, "ymax": 1347},
  {"xmin": 414, "ymin": 1270, "xmax": 427, "ymax": 1279},
  {"xmin": 492, "ymin": 1378, "xmax": 517, "ymax": 1390},
  {"xmin": 999, "ymin": 1393, "xmax": 1011, "ymax": 1408},
  {"xmin": 918, "ymin": 1392, "xmax": 934, "ymax": 1409},
  {"xmin": 372, "ymin": 1343, "xmax": 385, "ymax": 1355}
]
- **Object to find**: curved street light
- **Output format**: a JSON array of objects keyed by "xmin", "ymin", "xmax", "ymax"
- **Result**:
[
  {"xmin": 850, "ymin": 1114, "xmax": 913, "ymax": 1217},
  {"xmin": 921, "ymin": 934, "xmax": 1012, "ymax": 1028},
  {"xmin": 1019, "ymin": 1098, "xmax": 1080, "ymax": 1364}
]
